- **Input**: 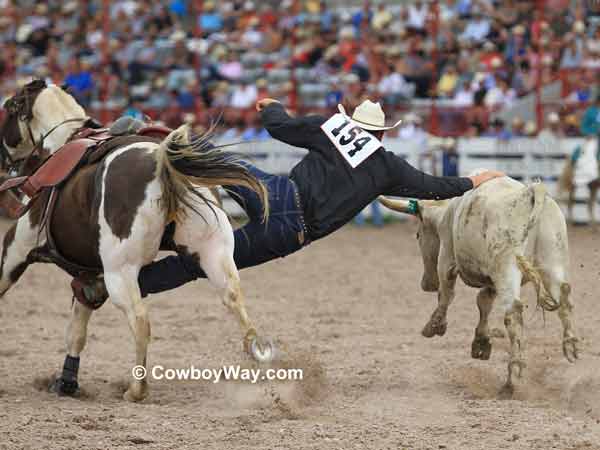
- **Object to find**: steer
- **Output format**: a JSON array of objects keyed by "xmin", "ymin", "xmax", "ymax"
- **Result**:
[{"xmin": 380, "ymin": 176, "xmax": 580, "ymax": 389}]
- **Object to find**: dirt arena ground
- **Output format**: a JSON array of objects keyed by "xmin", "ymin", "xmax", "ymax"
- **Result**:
[{"xmin": 0, "ymin": 217, "xmax": 599, "ymax": 450}]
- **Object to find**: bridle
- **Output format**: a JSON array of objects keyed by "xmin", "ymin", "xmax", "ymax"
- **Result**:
[
  {"xmin": 4, "ymin": 117, "xmax": 90, "ymax": 176},
  {"xmin": 0, "ymin": 79, "xmax": 90, "ymax": 176}
]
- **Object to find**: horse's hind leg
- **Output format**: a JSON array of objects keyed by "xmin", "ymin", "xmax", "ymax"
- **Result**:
[
  {"xmin": 0, "ymin": 216, "xmax": 39, "ymax": 296},
  {"xmin": 51, "ymin": 301, "xmax": 93, "ymax": 396},
  {"xmin": 174, "ymin": 209, "xmax": 273, "ymax": 362},
  {"xmin": 201, "ymin": 239, "xmax": 273, "ymax": 361},
  {"xmin": 105, "ymin": 268, "xmax": 151, "ymax": 402}
]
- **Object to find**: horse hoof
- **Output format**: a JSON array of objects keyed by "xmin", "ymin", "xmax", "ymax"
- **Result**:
[
  {"xmin": 49, "ymin": 377, "xmax": 80, "ymax": 397},
  {"xmin": 123, "ymin": 388, "xmax": 147, "ymax": 403},
  {"xmin": 249, "ymin": 336, "xmax": 275, "ymax": 363},
  {"xmin": 471, "ymin": 336, "xmax": 492, "ymax": 360}
]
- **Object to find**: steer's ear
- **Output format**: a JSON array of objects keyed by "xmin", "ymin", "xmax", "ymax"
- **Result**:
[{"xmin": 378, "ymin": 197, "xmax": 420, "ymax": 216}]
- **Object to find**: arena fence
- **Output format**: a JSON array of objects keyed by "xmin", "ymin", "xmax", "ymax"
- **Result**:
[{"xmin": 221, "ymin": 137, "xmax": 595, "ymax": 224}]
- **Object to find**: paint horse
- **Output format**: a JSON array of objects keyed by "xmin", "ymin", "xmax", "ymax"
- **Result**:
[{"xmin": 0, "ymin": 80, "xmax": 271, "ymax": 402}]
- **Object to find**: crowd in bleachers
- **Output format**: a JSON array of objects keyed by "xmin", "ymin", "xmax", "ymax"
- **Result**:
[{"xmin": 1, "ymin": 0, "xmax": 600, "ymax": 138}]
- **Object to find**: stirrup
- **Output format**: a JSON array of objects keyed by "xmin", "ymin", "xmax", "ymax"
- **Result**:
[{"xmin": 71, "ymin": 277, "xmax": 109, "ymax": 310}]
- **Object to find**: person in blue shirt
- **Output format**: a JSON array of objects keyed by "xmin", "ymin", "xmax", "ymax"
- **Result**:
[
  {"xmin": 169, "ymin": 0, "xmax": 186, "ymax": 18},
  {"xmin": 199, "ymin": 1, "xmax": 223, "ymax": 34},
  {"xmin": 63, "ymin": 59, "xmax": 94, "ymax": 107},
  {"xmin": 580, "ymin": 95, "xmax": 600, "ymax": 136},
  {"xmin": 241, "ymin": 117, "xmax": 270, "ymax": 141}
]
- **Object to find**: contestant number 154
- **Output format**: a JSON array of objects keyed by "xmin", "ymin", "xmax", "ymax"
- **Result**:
[{"xmin": 331, "ymin": 120, "xmax": 372, "ymax": 157}]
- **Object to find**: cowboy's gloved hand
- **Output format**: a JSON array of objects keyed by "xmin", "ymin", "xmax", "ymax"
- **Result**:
[{"xmin": 256, "ymin": 98, "xmax": 281, "ymax": 112}]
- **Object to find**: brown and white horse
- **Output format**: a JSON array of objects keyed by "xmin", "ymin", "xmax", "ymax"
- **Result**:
[{"xmin": 0, "ymin": 81, "xmax": 271, "ymax": 402}]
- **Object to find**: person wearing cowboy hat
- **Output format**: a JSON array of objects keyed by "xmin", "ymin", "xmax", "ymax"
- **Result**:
[{"xmin": 73, "ymin": 99, "xmax": 504, "ymax": 305}]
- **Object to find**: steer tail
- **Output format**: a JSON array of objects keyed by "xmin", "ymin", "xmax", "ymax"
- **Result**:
[
  {"xmin": 154, "ymin": 124, "xmax": 269, "ymax": 222},
  {"xmin": 526, "ymin": 182, "xmax": 547, "ymax": 232},
  {"xmin": 514, "ymin": 183, "xmax": 559, "ymax": 311},
  {"xmin": 516, "ymin": 255, "xmax": 560, "ymax": 311}
]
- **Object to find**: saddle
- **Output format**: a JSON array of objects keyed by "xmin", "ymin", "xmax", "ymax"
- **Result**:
[
  {"xmin": 0, "ymin": 119, "xmax": 172, "ymax": 203},
  {"xmin": 0, "ymin": 118, "xmax": 173, "ymax": 278}
]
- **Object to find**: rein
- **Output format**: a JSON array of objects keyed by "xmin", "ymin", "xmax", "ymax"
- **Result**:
[{"xmin": 10, "ymin": 117, "xmax": 89, "ymax": 176}]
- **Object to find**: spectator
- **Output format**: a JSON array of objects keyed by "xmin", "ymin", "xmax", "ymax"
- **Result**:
[
  {"xmin": 231, "ymin": 79, "xmax": 258, "ymax": 109},
  {"xmin": 511, "ymin": 117, "xmax": 526, "ymax": 136},
  {"xmin": 538, "ymin": 112, "xmax": 564, "ymax": 152},
  {"xmin": 399, "ymin": 113, "xmax": 428, "ymax": 147},
  {"xmin": 567, "ymin": 78, "xmax": 593, "ymax": 103},
  {"xmin": 401, "ymin": 41, "xmax": 433, "ymax": 98},
  {"xmin": 441, "ymin": 138, "xmax": 459, "ymax": 177},
  {"xmin": 122, "ymin": 99, "xmax": 145, "ymax": 121},
  {"xmin": 437, "ymin": 64, "xmax": 459, "ymax": 98},
  {"xmin": 378, "ymin": 62, "xmax": 412, "ymax": 104},
  {"xmin": 561, "ymin": 36, "xmax": 584, "ymax": 69},
  {"xmin": 460, "ymin": 11, "xmax": 491, "ymax": 43},
  {"xmin": 372, "ymin": 4, "xmax": 392, "ymax": 32},
  {"xmin": 505, "ymin": 24, "xmax": 527, "ymax": 65},
  {"xmin": 241, "ymin": 117, "xmax": 269, "ymax": 141},
  {"xmin": 581, "ymin": 95, "xmax": 600, "ymax": 136},
  {"xmin": 524, "ymin": 120, "xmax": 537, "ymax": 137},
  {"xmin": 199, "ymin": 1, "xmax": 223, "ymax": 34},
  {"xmin": 484, "ymin": 76, "xmax": 516, "ymax": 109},
  {"xmin": 406, "ymin": 0, "xmax": 428, "ymax": 34},
  {"xmin": 512, "ymin": 61, "xmax": 535, "ymax": 95},
  {"xmin": 354, "ymin": 201, "xmax": 384, "ymax": 227},
  {"xmin": 564, "ymin": 114, "xmax": 581, "ymax": 137},
  {"xmin": 482, "ymin": 118, "xmax": 511, "ymax": 140},
  {"xmin": 218, "ymin": 51, "xmax": 244, "ymax": 81},
  {"xmin": 63, "ymin": 58, "xmax": 94, "ymax": 107},
  {"xmin": 220, "ymin": 117, "xmax": 247, "ymax": 143}
]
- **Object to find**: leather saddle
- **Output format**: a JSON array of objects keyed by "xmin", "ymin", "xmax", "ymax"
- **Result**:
[{"xmin": 0, "ymin": 119, "xmax": 172, "ymax": 207}]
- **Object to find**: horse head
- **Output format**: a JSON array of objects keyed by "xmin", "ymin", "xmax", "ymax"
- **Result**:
[{"xmin": 0, "ymin": 79, "xmax": 89, "ymax": 176}]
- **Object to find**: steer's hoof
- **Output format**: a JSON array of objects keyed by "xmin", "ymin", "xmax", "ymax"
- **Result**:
[
  {"xmin": 508, "ymin": 358, "xmax": 527, "ymax": 381},
  {"xmin": 563, "ymin": 336, "xmax": 580, "ymax": 363},
  {"xmin": 422, "ymin": 319, "xmax": 447, "ymax": 338},
  {"xmin": 471, "ymin": 336, "xmax": 492, "ymax": 360},
  {"xmin": 49, "ymin": 377, "xmax": 80, "ymax": 397}
]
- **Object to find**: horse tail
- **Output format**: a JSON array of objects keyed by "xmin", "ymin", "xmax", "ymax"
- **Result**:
[
  {"xmin": 557, "ymin": 159, "xmax": 575, "ymax": 202},
  {"xmin": 154, "ymin": 124, "xmax": 269, "ymax": 223}
]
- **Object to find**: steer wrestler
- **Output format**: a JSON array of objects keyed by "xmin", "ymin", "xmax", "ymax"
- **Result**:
[{"xmin": 73, "ymin": 99, "xmax": 503, "ymax": 304}]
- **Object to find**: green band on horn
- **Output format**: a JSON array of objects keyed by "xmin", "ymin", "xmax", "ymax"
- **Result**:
[{"xmin": 408, "ymin": 200, "xmax": 419, "ymax": 215}]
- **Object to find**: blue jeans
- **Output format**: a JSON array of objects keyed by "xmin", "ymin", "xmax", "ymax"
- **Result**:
[
  {"xmin": 354, "ymin": 201, "xmax": 383, "ymax": 227},
  {"xmin": 138, "ymin": 163, "xmax": 307, "ymax": 296}
]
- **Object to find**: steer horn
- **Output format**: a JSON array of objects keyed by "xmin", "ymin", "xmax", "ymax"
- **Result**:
[{"xmin": 378, "ymin": 197, "xmax": 419, "ymax": 215}]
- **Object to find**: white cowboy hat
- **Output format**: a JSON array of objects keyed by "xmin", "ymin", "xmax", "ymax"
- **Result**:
[{"xmin": 338, "ymin": 100, "xmax": 402, "ymax": 131}]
